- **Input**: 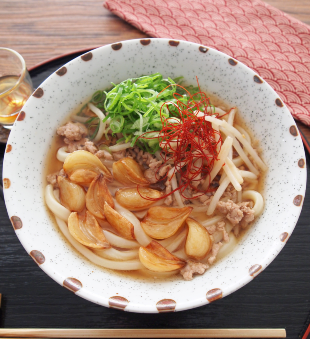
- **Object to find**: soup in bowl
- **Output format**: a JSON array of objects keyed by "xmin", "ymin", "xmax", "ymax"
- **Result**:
[{"xmin": 3, "ymin": 38, "xmax": 306, "ymax": 313}]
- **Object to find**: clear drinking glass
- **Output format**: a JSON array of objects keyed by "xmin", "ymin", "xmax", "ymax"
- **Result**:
[{"xmin": 0, "ymin": 48, "xmax": 33, "ymax": 126}]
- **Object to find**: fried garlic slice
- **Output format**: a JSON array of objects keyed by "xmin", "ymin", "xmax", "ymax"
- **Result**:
[
  {"xmin": 112, "ymin": 157, "xmax": 149, "ymax": 186},
  {"xmin": 86, "ymin": 174, "xmax": 114, "ymax": 219},
  {"xmin": 68, "ymin": 211, "xmax": 111, "ymax": 249},
  {"xmin": 139, "ymin": 241, "xmax": 185, "ymax": 272},
  {"xmin": 115, "ymin": 187, "xmax": 162, "ymax": 211},
  {"xmin": 141, "ymin": 206, "xmax": 192, "ymax": 239},
  {"xmin": 64, "ymin": 150, "xmax": 113, "ymax": 186},
  {"xmin": 57, "ymin": 176, "xmax": 86, "ymax": 213},
  {"xmin": 103, "ymin": 202, "xmax": 135, "ymax": 240},
  {"xmin": 185, "ymin": 218, "xmax": 212, "ymax": 259}
]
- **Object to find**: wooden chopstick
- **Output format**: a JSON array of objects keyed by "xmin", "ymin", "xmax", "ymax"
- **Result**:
[{"xmin": 0, "ymin": 328, "xmax": 286, "ymax": 338}]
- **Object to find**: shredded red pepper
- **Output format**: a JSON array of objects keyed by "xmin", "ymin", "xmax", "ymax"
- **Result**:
[{"xmin": 137, "ymin": 78, "xmax": 227, "ymax": 201}]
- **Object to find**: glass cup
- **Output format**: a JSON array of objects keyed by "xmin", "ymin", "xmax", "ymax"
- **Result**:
[{"xmin": 0, "ymin": 48, "xmax": 34, "ymax": 126}]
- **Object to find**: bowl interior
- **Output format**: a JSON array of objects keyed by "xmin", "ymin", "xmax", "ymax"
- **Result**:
[{"xmin": 3, "ymin": 38, "xmax": 306, "ymax": 313}]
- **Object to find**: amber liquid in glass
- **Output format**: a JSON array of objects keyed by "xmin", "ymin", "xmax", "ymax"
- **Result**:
[{"xmin": 0, "ymin": 75, "xmax": 33, "ymax": 124}]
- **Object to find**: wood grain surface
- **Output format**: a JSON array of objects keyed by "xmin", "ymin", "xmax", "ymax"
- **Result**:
[
  {"xmin": 0, "ymin": 1, "xmax": 310, "ymax": 339},
  {"xmin": 0, "ymin": 328, "xmax": 287, "ymax": 338}
]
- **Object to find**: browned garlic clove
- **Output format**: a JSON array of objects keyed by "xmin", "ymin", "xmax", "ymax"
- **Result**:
[
  {"xmin": 139, "ymin": 240, "xmax": 185, "ymax": 272},
  {"xmin": 64, "ymin": 150, "xmax": 113, "ymax": 186},
  {"xmin": 185, "ymin": 218, "xmax": 212, "ymax": 259},
  {"xmin": 68, "ymin": 211, "xmax": 111, "ymax": 249},
  {"xmin": 112, "ymin": 157, "xmax": 150, "ymax": 186},
  {"xmin": 86, "ymin": 174, "xmax": 114, "ymax": 219},
  {"xmin": 115, "ymin": 187, "xmax": 162, "ymax": 211},
  {"xmin": 103, "ymin": 202, "xmax": 136, "ymax": 240},
  {"xmin": 68, "ymin": 169, "xmax": 98, "ymax": 187},
  {"xmin": 141, "ymin": 206, "xmax": 192, "ymax": 239},
  {"xmin": 57, "ymin": 176, "xmax": 86, "ymax": 212}
]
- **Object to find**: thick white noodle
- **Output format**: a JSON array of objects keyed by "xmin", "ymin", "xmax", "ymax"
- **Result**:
[
  {"xmin": 93, "ymin": 248, "xmax": 139, "ymax": 261},
  {"xmin": 232, "ymin": 138, "xmax": 259, "ymax": 175},
  {"xmin": 242, "ymin": 190, "xmax": 264, "ymax": 217},
  {"xmin": 88, "ymin": 103, "xmax": 106, "ymax": 143},
  {"xmin": 204, "ymin": 116, "xmax": 267, "ymax": 171},
  {"xmin": 223, "ymin": 163, "xmax": 241, "ymax": 191},
  {"xmin": 166, "ymin": 228, "xmax": 188, "ymax": 253},
  {"xmin": 235, "ymin": 124, "xmax": 251, "ymax": 156},
  {"xmin": 227, "ymin": 108, "xmax": 236, "ymax": 160},
  {"xmin": 207, "ymin": 177, "xmax": 231, "ymax": 215},
  {"xmin": 232, "ymin": 156, "xmax": 244, "ymax": 168},
  {"xmin": 219, "ymin": 171, "xmax": 227, "ymax": 185},
  {"xmin": 109, "ymin": 142, "xmax": 131, "ymax": 152},
  {"xmin": 222, "ymin": 128, "xmax": 259, "ymax": 176},
  {"xmin": 212, "ymin": 123, "xmax": 220, "ymax": 154},
  {"xmin": 221, "ymin": 122, "xmax": 267, "ymax": 171},
  {"xmin": 192, "ymin": 158, "xmax": 202, "ymax": 188},
  {"xmin": 225, "ymin": 157, "xmax": 243, "ymax": 184},
  {"xmin": 235, "ymin": 124, "xmax": 251, "ymax": 142},
  {"xmin": 45, "ymin": 185, "xmax": 70, "ymax": 221},
  {"xmin": 114, "ymin": 200, "xmax": 151, "ymax": 246},
  {"xmin": 201, "ymin": 215, "xmax": 223, "ymax": 227},
  {"xmin": 202, "ymin": 136, "xmax": 233, "ymax": 190},
  {"xmin": 239, "ymin": 170, "xmax": 258, "ymax": 180},
  {"xmin": 227, "ymin": 108, "xmax": 236, "ymax": 126},
  {"xmin": 102, "ymin": 230, "xmax": 140, "ymax": 249},
  {"xmin": 206, "ymin": 107, "xmax": 227, "ymax": 116},
  {"xmin": 55, "ymin": 217, "xmax": 143, "ymax": 270},
  {"xmin": 56, "ymin": 146, "xmax": 71, "ymax": 163},
  {"xmin": 168, "ymin": 168, "xmax": 184, "ymax": 208},
  {"xmin": 217, "ymin": 232, "xmax": 238, "ymax": 260}
]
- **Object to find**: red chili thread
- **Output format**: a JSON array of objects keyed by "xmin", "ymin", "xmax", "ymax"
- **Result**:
[{"xmin": 137, "ymin": 78, "xmax": 225, "ymax": 201}]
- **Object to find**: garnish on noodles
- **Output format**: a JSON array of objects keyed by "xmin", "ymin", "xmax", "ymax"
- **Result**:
[{"xmin": 137, "ymin": 81, "xmax": 230, "ymax": 201}]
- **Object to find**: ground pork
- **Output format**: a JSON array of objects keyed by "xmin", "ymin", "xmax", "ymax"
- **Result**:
[
  {"xmin": 180, "ymin": 260, "xmax": 209, "ymax": 281},
  {"xmin": 206, "ymin": 224, "xmax": 217, "ymax": 234},
  {"xmin": 57, "ymin": 122, "xmax": 88, "ymax": 141},
  {"xmin": 238, "ymin": 202, "xmax": 255, "ymax": 228},
  {"xmin": 64, "ymin": 138, "xmax": 97, "ymax": 154},
  {"xmin": 206, "ymin": 221, "xmax": 228, "ymax": 243},
  {"xmin": 46, "ymin": 169, "xmax": 66, "ymax": 189},
  {"xmin": 164, "ymin": 179, "xmax": 173, "ymax": 205},
  {"xmin": 149, "ymin": 159, "xmax": 162, "ymax": 169},
  {"xmin": 223, "ymin": 184, "xmax": 237, "ymax": 202},
  {"xmin": 95, "ymin": 149, "xmax": 113, "ymax": 160},
  {"xmin": 216, "ymin": 221, "xmax": 229, "ymax": 243},
  {"xmin": 144, "ymin": 168, "xmax": 158, "ymax": 184},
  {"xmin": 158, "ymin": 164, "xmax": 171, "ymax": 177},
  {"xmin": 112, "ymin": 150, "xmax": 126, "ymax": 160},
  {"xmin": 125, "ymin": 147, "xmax": 158, "ymax": 168},
  {"xmin": 216, "ymin": 200, "xmax": 244, "ymax": 226},
  {"xmin": 208, "ymin": 242, "xmax": 223, "ymax": 265},
  {"xmin": 216, "ymin": 199, "xmax": 255, "ymax": 228}
]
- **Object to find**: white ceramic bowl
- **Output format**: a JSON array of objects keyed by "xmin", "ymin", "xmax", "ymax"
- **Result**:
[{"xmin": 3, "ymin": 38, "xmax": 306, "ymax": 313}]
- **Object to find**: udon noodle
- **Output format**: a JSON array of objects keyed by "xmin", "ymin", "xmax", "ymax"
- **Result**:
[{"xmin": 45, "ymin": 74, "xmax": 266, "ymax": 281}]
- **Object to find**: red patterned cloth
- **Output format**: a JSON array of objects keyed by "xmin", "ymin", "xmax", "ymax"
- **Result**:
[{"xmin": 104, "ymin": 0, "xmax": 310, "ymax": 125}]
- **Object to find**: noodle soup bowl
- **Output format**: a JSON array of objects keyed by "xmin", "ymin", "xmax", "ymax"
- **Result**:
[{"xmin": 3, "ymin": 38, "xmax": 306, "ymax": 313}]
